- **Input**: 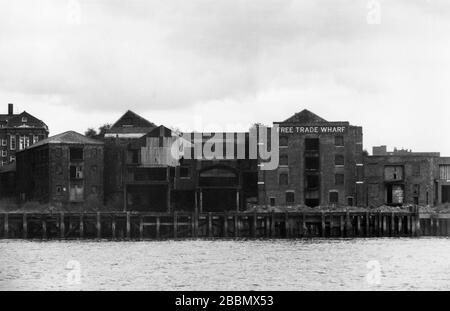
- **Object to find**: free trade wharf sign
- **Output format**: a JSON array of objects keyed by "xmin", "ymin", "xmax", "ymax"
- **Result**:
[{"xmin": 277, "ymin": 124, "xmax": 348, "ymax": 135}]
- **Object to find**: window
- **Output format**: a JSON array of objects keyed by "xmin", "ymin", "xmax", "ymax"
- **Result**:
[
  {"xmin": 385, "ymin": 166, "xmax": 404, "ymax": 181},
  {"xmin": 305, "ymin": 157, "xmax": 320, "ymax": 170},
  {"xmin": 180, "ymin": 166, "xmax": 190, "ymax": 178},
  {"xmin": 128, "ymin": 149, "xmax": 139, "ymax": 164},
  {"xmin": 9, "ymin": 156, "xmax": 15, "ymax": 163},
  {"xmin": 347, "ymin": 197, "xmax": 354, "ymax": 206},
  {"xmin": 439, "ymin": 165, "xmax": 450, "ymax": 180},
  {"xmin": 329, "ymin": 191, "xmax": 339, "ymax": 204},
  {"xmin": 33, "ymin": 135, "xmax": 39, "ymax": 144},
  {"xmin": 1, "ymin": 150, "xmax": 6, "ymax": 157},
  {"xmin": 305, "ymin": 138, "xmax": 319, "ymax": 151},
  {"xmin": 70, "ymin": 165, "xmax": 83, "ymax": 179},
  {"xmin": 70, "ymin": 148, "xmax": 83, "ymax": 161},
  {"xmin": 19, "ymin": 136, "xmax": 29, "ymax": 150},
  {"xmin": 306, "ymin": 175, "xmax": 319, "ymax": 189},
  {"xmin": 56, "ymin": 185, "xmax": 63, "ymax": 194},
  {"xmin": 69, "ymin": 185, "xmax": 84, "ymax": 202},
  {"xmin": 279, "ymin": 136, "xmax": 288, "ymax": 147},
  {"xmin": 269, "ymin": 197, "xmax": 276, "ymax": 207},
  {"xmin": 279, "ymin": 154, "xmax": 288, "ymax": 166},
  {"xmin": 10, "ymin": 136, "xmax": 16, "ymax": 150},
  {"xmin": 91, "ymin": 148, "xmax": 98, "ymax": 158},
  {"xmin": 335, "ymin": 136, "xmax": 344, "ymax": 147},
  {"xmin": 279, "ymin": 173, "xmax": 288, "ymax": 185},
  {"xmin": 21, "ymin": 117, "xmax": 27, "ymax": 123},
  {"xmin": 413, "ymin": 184, "xmax": 420, "ymax": 196},
  {"xmin": 286, "ymin": 191, "xmax": 295, "ymax": 204},
  {"xmin": 1, "ymin": 139, "xmax": 6, "ymax": 146},
  {"xmin": 335, "ymin": 174, "xmax": 344, "ymax": 185},
  {"xmin": 335, "ymin": 154, "xmax": 344, "ymax": 166}
]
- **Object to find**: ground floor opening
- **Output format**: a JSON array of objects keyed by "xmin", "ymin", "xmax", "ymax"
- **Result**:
[
  {"xmin": 126, "ymin": 184, "xmax": 168, "ymax": 212},
  {"xmin": 201, "ymin": 188, "xmax": 238, "ymax": 212}
]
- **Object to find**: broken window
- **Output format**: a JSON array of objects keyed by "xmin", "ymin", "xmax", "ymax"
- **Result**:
[
  {"xmin": 279, "ymin": 173, "xmax": 288, "ymax": 185},
  {"xmin": 329, "ymin": 191, "xmax": 339, "ymax": 204},
  {"xmin": 305, "ymin": 138, "xmax": 319, "ymax": 151},
  {"xmin": 335, "ymin": 154, "xmax": 344, "ymax": 166},
  {"xmin": 9, "ymin": 136, "xmax": 16, "ymax": 150},
  {"xmin": 335, "ymin": 174, "xmax": 344, "ymax": 185},
  {"xmin": 385, "ymin": 166, "xmax": 404, "ymax": 181},
  {"xmin": 19, "ymin": 136, "xmax": 29, "ymax": 150},
  {"xmin": 386, "ymin": 184, "xmax": 405, "ymax": 205},
  {"xmin": 270, "ymin": 197, "xmax": 276, "ymax": 207},
  {"xmin": 70, "ymin": 148, "xmax": 83, "ymax": 161},
  {"xmin": 347, "ymin": 196, "xmax": 354, "ymax": 206},
  {"xmin": 335, "ymin": 136, "xmax": 344, "ymax": 147},
  {"xmin": 286, "ymin": 191, "xmax": 295, "ymax": 204},
  {"xmin": 306, "ymin": 174, "xmax": 319, "ymax": 189},
  {"xmin": 70, "ymin": 165, "xmax": 83, "ymax": 179},
  {"xmin": 442, "ymin": 185, "xmax": 450, "ymax": 204},
  {"xmin": 305, "ymin": 157, "xmax": 320, "ymax": 170}
]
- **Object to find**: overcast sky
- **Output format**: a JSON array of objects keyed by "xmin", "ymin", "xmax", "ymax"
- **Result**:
[{"xmin": 1, "ymin": 0, "xmax": 449, "ymax": 155}]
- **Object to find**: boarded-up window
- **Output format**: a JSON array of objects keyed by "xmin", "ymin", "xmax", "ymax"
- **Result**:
[
  {"xmin": 279, "ymin": 136, "xmax": 288, "ymax": 147},
  {"xmin": 270, "ymin": 197, "xmax": 276, "ymax": 206},
  {"xmin": 306, "ymin": 175, "xmax": 319, "ymax": 189},
  {"xmin": 279, "ymin": 173, "xmax": 288, "ymax": 185},
  {"xmin": 335, "ymin": 136, "xmax": 344, "ymax": 147},
  {"xmin": 384, "ymin": 166, "xmax": 403, "ymax": 181},
  {"xmin": 440, "ymin": 165, "xmax": 450, "ymax": 180},
  {"xmin": 286, "ymin": 191, "xmax": 295, "ymax": 204},
  {"xmin": 412, "ymin": 163, "xmax": 421, "ymax": 176},
  {"xmin": 69, "ymin": 185, "xmax": 84, "ymax": 202},
  {"xmin": 305, "ymin": 157, "xmax": 320, "ymax": 170},
  {"xmin": 305, "ymin": 138, "xmax": 319, "ymax": 151},
  {"xmin": 70, "ymin": 148, "xmax": 83, "ymax": 161}
]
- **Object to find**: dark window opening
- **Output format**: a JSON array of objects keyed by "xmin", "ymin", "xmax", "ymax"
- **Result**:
[
  {"xmin": 134, "ymin": 168, "xmax": 167, "ymax": 181},
  {"xmin": 270, "ymin": 197, "xmax": 276, "ymax": 206},
  {"xmin": 305, "ymin": 157, "xmax": 320, "ymax": 170},
  {"xmin": 279, "ymin": 154, "xmax": 288, "ymax": 166},
  {"xmin": 279, "ymin": 173, "xmax": 288, "ymax": 185},
  {"xmin": 329, "ymin": 191, "xmax": 339, "ymax": 204},
  {"xmin": 128, "ymin": 150, "xmax": 139, "ymax": 164},
  {"xmin": 335, "ymin": 136, "xmax": 344, "ymax": 147},
  {"xmin": 286, "ymin": 192, "xmax": 295, "ymax": 204},
  {"xmin": 335, "ymin": 174, "xmax": 344, "ymax": 185},
  {"xmin": 442, "ymin": 185, "xmax": 450, "ymax": 204},
  {"xmin": 347, "ymin": 197, "xmax": 354, "ymax": 206},
  {"xmin": 335, "ymin": 154, "xmax": 344, "ymax": 166},
  {"xmin": 386, "ymin": 184, "xmax": 405, "ymax": 205},
  {"xmin": 305, "ymin": 138, "xmax": 319, "ymax": 151},
  {"xmin": 305, "ymin": 198, "xmax": 319, "ymax": 207},
  {"xmin": 70, "ymin": 148, "xmax": 83, "ymax": 161},
  {"xmin": 70, "ymin": 165, "xmax": 83, "ymax": 179},
  {"xmin": 279, "ymin": 136, "xmax": 288, "ymax": 147},
  {"xmin": 306, "ymin": 174, "xmax": 319, "ymax": 189},
  {"xmin": 180, "ymin": 166, "xmax": 190, "ymax": 178}
]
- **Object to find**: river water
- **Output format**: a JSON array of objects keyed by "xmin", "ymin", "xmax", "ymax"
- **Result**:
[{"xmin": 1, "ymin": 238, "xmax": 450, "ymax": 291}]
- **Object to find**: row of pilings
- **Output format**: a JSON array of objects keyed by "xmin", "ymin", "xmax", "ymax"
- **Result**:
[{"xmin": 1, "ymin": 210, "xmax": 446, "ymax": 240}]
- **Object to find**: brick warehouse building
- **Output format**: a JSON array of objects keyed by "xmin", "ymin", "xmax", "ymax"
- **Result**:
[
  {"xmin": 0, "ymin": 103, "xmax": 48, "ymax": 165},
  {"xmin": 16, "ymin": 131, "xmax": 104, "ymax": 207},
  {"xmin": 258, "ymin": 109, "xmax": 364, "ymax": 208},
  {"xmin": 365, "ymin": 146, "xmax": 450, "ymax": 207}
]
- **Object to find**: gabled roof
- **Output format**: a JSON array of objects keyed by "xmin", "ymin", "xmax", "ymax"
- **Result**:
[
  {"xmin": 0, "ymin": 111, "xmax": 48, "ymax": 130},
  {"xmin": 23, "ymin": 131, "xmax": 103, "ymax": 151},
  {"xmin": 108, "ymin": 110, "xmax": 156, "ymax": 133},
  {"xmin": 145, "ymin": 125, "xmax": 172, "ymax": 138},
  {"xmin": 283, "ymin": 109, "xmax": 327, "ymax": 123}
]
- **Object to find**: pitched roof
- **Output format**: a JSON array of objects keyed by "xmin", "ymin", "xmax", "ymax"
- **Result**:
[
  {"xmin": 109, "ymin": 110, "xmax": 156, "ymax": 132},
  {"xmin": 283, "ymin": 109, "xmax": 327, "ymax": 123},
  {"xmin": 0, "ymin": 111, "xmax": 48, "ymax": 130},
  {"xmin": 23, "ymin": 131, "xmax": 103, "ymax": 150}
]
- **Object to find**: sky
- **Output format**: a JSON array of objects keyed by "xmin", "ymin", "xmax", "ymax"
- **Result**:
[{"xmin": 0, "ymin": 0, "xmax": 449, "ymax": 155}]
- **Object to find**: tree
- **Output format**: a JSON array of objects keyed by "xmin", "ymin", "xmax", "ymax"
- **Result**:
[
  {"xmin": 98, "ymin": 124, "xmax": 112, "ymax": 137},
  {"xmin": 85, "ymin": 128, "xmax": 97, "ymax": 138}
]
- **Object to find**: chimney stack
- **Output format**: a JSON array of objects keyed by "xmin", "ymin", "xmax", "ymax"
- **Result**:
[{"xmin": 8, "ymin": 103, "xmax": 13, "ymax": 115}]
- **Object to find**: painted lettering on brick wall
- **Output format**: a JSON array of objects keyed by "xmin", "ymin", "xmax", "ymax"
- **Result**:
[{"xmin": 278, "ymin": 126, "xmax": 347, "ymax": 134}]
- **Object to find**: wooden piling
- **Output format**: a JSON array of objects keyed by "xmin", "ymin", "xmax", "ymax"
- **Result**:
[
  {"xmin": 174, "ymin": 212, "xmax": 178, "ymax": 239},
  {"xmin": 126, "ymin": 212, "xmax": 131, "ymax": 240},
  {"xmin": 139, "ymin": 215, "xmax": 144, "ymax": 240},
  {"xmin": 79, "ymin": 214, "xmax": 84, "ymax": 239},
  {"xmin": 286, "ymin": 212, "xmax": 291, "ymax": 238},
  {"xmin": 22, "ymin": 214, "xmax": 27, "ymax": 239},
  {"xmin": 329, "ymin": 214, "xmax": 333, "ymax": 237},
  {"xmin": 234, "ymin": 215, "xmax": 239, "ymax": 238},
  {"xmin": 345, "ymin": 212, "xmax": 351, "ymax": 237},
  {"xmin": 270, "ymin": 213, "xmax": 276, "ymax": 238},
  {"xmin": 356, "ymin": 215, "xmax": 361, "ymax": 236},
  {"xmin": 252, "ymin": 212, "xmax": 257, "ymax": 238},
  {"xmin": 208, "ymin": 212, "xmax": 212, "ymax": 238},
  {"xmin": 391, "ymin": 212, "xmax": 395, "ymax": 236},
  {"xmin": 112, "ymin": 215, "xmax": 116, "ymax": 240},
  {"xmin": 321, "ymin": 212, "xmax": 325, "ymax": 238},
  {"xmin": 383, "ymin": 215, "xmax": 388, "ymax": 236},
  {"xmin": 398, "ymin": 215, "xmax": 403, "ymax": 236},
  {"xmin": 42, "ymin": 215, "xmax": 47, "ymax": 240},
  {"xmin": 366, "ymin": 212, "xmax": 370, "ymax": 237},
  {"xmin": 416, "ymin": 214, "xmax": 421, "ymax": 236},
  {"xmin": 96, "ymin": 212, "xmax": 101, "ymax": 239},
  {"xmin": 60, "ymin": 213, "xmax": 65, "ymax": 239},
  {"xmin": 4, "ymin": 213, "xmax": 8, "ymax": 238},
  {"xmin": 340, "ymin": 215, "xmax": 344, "ymax": 237},
  {"xmin": 156, "ymin": 217, "xmax": 160, "ymax": 239},
  {"xmin": 223, "ymin": 213, "xmax": 228, "ymax": 238},
  {"xmin": 301, "ymin": 214, "xmax": 306, "ymax": 237}
]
